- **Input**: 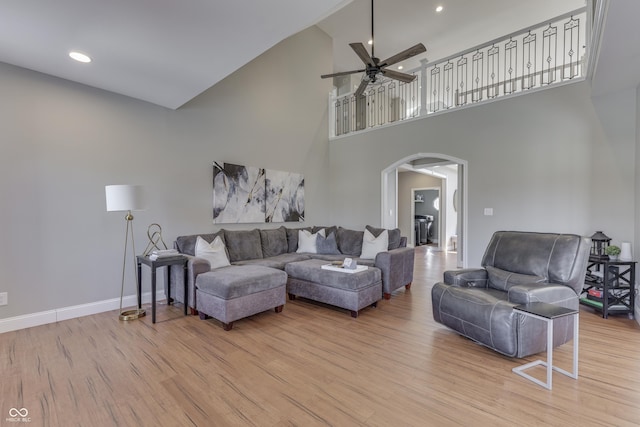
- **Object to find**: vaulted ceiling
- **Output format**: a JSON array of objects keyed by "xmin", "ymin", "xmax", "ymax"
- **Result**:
[
  {"xmin": 1, "ymin": 0, "xmax": 635, "ymax": 110},
  {"xmin": 0, "ymin": 0, "xmax": 351, "ymax": 109}
]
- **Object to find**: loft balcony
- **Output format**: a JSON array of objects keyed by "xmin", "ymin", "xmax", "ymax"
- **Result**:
[{"xmin": 329, "ymin": 7, "xmax": 589, "ymax": 139}]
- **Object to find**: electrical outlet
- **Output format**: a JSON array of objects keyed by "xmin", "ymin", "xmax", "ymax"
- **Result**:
[{"xmin": 0, "ymin": 292, "xmax": 7, "ymax": 306}]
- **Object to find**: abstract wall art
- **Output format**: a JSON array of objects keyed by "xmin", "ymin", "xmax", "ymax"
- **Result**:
[
  {"xmin": 213, "ymin": 162, "xmax": 265, "ymax": 224},
  {"xmin": 265, "ymin": 169, "xmax": 304, "ymax": 223},
  {"xmin": 213, "ymin": 162, "xmax": 304, "ymax": 224}
]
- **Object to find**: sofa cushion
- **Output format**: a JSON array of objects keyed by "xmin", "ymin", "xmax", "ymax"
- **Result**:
[
  {"xmin": 176, "ymin": 231, "xmax": 224, "ymax": 256},
  {"xmin": 366, "ymin": 225, "xmax": 402, "ymax": 250},
  {"xmin": 337, "ymin": 227, "xmax": 364, "ymax": 256},
  {"xmin": 360, "ymin": 229, "xmax": 389, "ymax": 260},
  {"xmin": 260, "ymin": 227, "xmax": 288, "ymax": 258},
  {"xmin": 233, "ymin": 253, "xmax": 311, "ymax": 270},
  {"xmin": 486, "ymin": 266, "xmax": 546, "ymax": 292},
  {"xmin": 195, "ymin": 235, "xmax": 230, "ymax": 270},
  {"xmin": 285, "ymin": 227, "xmax": 311, "ymax": 253},
  {"xmin": 316, "ymin": 232, "xmax": 341, "ymax": 255},
  {"xmin": 196, "ymin": 265, "xmax": 287, "ymax": 300},
  {"xmin": 297, "ymin": 229, "xmax": 325, "ymax": 254},
  {"xmin": 223, "ymin": 229, "xmax": 263, "ymax": 262}
]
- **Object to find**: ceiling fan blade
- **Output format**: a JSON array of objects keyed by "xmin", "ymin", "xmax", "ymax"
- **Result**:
[
  {"xmin": 354, "ymin": 79, "xmax": 370, "ymax": 97},
  {"xmin": 350, "ymin": 42, "xmax": 375, "ymax": 66},
  {"xmin": 380, "ymin": 69, "xmax": 417, "ymax": 83},
  {"xmin": 379, "ymin": 43, "xmax": 427, "ymax": 67},
  {"xmin": 321, "ymin": 69, "xmax": 366, "ymax": 79}
]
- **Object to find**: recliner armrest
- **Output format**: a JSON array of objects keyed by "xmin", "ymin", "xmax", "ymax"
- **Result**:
[
  {"xmin": 443, "ymin": 268, "xmax": 488, "ymax": 287},
  {"xmin": 507, "ymin": 283, "xmax": 578, "ymax": 307}
]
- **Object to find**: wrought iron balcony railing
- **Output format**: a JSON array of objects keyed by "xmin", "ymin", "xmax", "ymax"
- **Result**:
[{"xmin": 329, "ymin": 7, "xmax": 588, "ymax": 138}]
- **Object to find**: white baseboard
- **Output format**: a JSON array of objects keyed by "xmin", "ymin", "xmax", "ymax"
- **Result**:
[{"xmin": 0, "ymin": 291, "xmax": 166, "ymax": 334}]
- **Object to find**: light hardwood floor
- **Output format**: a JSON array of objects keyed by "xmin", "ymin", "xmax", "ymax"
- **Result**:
[{"xmin": 1, "ymin": 248, "xmax": 639, "ymax": 426}]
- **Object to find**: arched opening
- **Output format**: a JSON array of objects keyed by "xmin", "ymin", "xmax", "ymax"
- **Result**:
[{"xmin": 381, "ymin": 153, "xmax": 468, "ymax": 268}]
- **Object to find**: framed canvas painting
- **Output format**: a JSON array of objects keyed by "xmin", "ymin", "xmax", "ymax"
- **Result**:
[
  {"xmin": 265, "ymin": 169, "xmax": 304, "ymax": 223},
  {"xmin": 213, "ymin": 162, "xmax": 265, "ymax": 223}
]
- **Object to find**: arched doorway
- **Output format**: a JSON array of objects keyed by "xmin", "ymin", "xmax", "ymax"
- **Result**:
[{"xmin": 381, "ymin": 153, "xmax": 468, "ymax": 268}]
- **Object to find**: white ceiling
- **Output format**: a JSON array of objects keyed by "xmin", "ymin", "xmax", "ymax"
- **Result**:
[
  {"xmin": 2, "ymin": 0, "xmax": 634, "ymax": 110},
  {"xmin": 317, "ymin": 0, "xmax": 585, "ymax": 76},
  {"xmin": 0, "ymin": 0, "xmax": 351, "ymax": 109}
]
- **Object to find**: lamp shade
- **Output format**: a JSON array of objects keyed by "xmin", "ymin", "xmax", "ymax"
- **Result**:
[{"xmin": 105, "ymin": 185, "xmax": 145, "ymax": 212}]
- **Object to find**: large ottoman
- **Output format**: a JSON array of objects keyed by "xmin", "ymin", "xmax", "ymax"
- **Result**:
[
  {"xmin": 285, "ymin": 259, "xmax": 382, "ymax": 318},
  {"xmin": 196, "ymin": 265, "xmax": 287, "ymax": 330}
]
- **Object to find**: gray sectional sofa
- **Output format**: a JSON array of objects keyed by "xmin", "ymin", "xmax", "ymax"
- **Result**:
[{"xmin": 167, "ymin": 225, "xmax": 414, "ymax": 322}]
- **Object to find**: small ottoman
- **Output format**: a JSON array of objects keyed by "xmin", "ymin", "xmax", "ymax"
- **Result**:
[
  {"xmin": 196, "ymin": 265, "xmax": 287, "ymax": 330},
  {"xmin": 285, "ymin": 259, "xmax": 382, "ymax": 318}
]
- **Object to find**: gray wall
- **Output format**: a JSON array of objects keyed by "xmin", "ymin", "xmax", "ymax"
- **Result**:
[
  {"xmin": 0, "ymin": 26, "xmax": 334, "ymax": 319},
  {"xmin": 329, "ymin": 81, "xmax": 637, "ymax": 267}
]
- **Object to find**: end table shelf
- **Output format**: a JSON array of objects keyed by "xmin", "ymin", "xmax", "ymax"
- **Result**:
[{"xmin": 581, "ymin": 258, "xmax": 636, "ymax": 319}]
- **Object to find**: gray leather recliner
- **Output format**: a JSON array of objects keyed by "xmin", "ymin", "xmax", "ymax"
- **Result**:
[{"xmin": 431, "ymin": 231, "xmax": 591, "ymax": 358}]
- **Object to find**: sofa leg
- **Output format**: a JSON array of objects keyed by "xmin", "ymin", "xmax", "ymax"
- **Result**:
[
  {"xmin": 350, "ymin": 310, "xmax": 359, "ymax": 318},
  {"xmin": 199, "ymin": 312, "xmax": 210, "ymax": 320},
  {"xmin": 383, "ymin": 293, "xmax": 391, "ymax": 300},
  {"xmin": 190, "ymin": 307, "xmax": 199, "ymax": 316},
  {"xmin": 223, "ymin": 322, "xmax": 234, "ymax": 331},
  {"xmin": 371, "ymin": 301, "xmax": 378, "ymax": 308},
  {"xmin": 405, "ymin": 282, "xmax": 412, "ymax": 290},
  {"xmin": 274, "ymin": 305, "xmax": 284, "ymax": 313},
  {"xmin": 288, "ymin": 293, "xmax": 296, "ymax": 300}
]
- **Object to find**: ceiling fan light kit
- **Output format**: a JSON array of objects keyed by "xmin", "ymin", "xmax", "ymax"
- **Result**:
[{"xmin": 321, "ymin": 0, "xmax": 426, "ymax": 97}]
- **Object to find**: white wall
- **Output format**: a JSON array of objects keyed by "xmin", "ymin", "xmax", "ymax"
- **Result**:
[
  {"xmin": 0, "ymin": 26, "xmax": 334, "ymax": 320},
  {"xmin": 329, "ymin": 81, "xmax": 636, "ymax": 266}
]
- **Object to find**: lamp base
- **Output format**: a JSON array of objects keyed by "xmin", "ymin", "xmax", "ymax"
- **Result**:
[{"xmin": 119, "ymin": 308, "xmax": 146, "ymax": 321}]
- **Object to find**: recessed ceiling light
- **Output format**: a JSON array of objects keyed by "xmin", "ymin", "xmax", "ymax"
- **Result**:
[
  {"xmin": 368, "ymin": 39, "xmax": 373, "ymax": 45},
  {"xmin": 436, "ymin": 5, "xmax": 444, "ymax": 12},
  {"xmin": 398, "ymin": 65, "xmax": 404, "ymax": 70},
  {"xmin": 69, "ymin": 51, "xmax": 91, "ymax": 63}
]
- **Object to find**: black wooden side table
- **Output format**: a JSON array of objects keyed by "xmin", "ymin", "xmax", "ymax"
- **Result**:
[
  {"xmin": 581, "ymin": 258, "xmax": 636, "ymax": 319},
  {"xmin": 137, "ymin": 255, "xmax": 188, "ymax": 324}
]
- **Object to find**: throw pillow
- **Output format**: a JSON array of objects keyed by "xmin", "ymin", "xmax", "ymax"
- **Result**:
[
  {"xmin": 195, "ymin": 235, "xmax": 230, "ymax": 270},
  {"xmin": 316, "ymin": 232, "xmax": 341, "ymax": 255},
  {"xmin": 365, "ymin": 225, "xmax": 402, "ymax": 250},
  {"xmin": 297, "ymin": 229, "xmax": 325, "ymax": 253},
  {"xmin": 360, "ymin": 228, "xmax": 389, "ymax": 260}
]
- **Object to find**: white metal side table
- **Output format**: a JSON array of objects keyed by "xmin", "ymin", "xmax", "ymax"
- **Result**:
[{"xmin": 512, "ymin": 302, "xmax": 579, "ymax": 390}]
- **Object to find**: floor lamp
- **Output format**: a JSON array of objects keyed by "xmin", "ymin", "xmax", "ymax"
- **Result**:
[{"xmin": 105, "ymin": 184, "xmax": 146, "ymax": 321}]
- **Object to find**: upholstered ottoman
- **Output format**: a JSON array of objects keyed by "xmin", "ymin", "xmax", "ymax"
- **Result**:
[
  {"xmin": 285, "ymin": 259, "xmax": 382, "ymax": 318},
  {"xmin": 195, "ymin": 265, "xmax": 286, "ymax": 330}
]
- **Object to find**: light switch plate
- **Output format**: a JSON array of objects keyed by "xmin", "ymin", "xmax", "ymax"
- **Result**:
[
  {"xmin": 484, "ymin": 208, "xmax": 494, "ymax": 216},
  {"xmin": 0, "ymin": 292, "xmax": 7, "ymax": 306}
]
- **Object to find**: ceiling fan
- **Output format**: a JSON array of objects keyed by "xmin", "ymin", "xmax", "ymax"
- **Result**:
[{"xmin": 321, "ymin": 0, "xmax": 426, "ymax": 97}]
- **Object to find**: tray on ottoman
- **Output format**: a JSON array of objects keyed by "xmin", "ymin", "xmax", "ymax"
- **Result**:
[{"xmin": 285, "ymin": 259, "xmax": 382, "ymax": 318}]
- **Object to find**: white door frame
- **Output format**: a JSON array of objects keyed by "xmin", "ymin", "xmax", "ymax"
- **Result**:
[{"xmin": 381, "ymin": 153, "xmax": 468, "ymax": 268}]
